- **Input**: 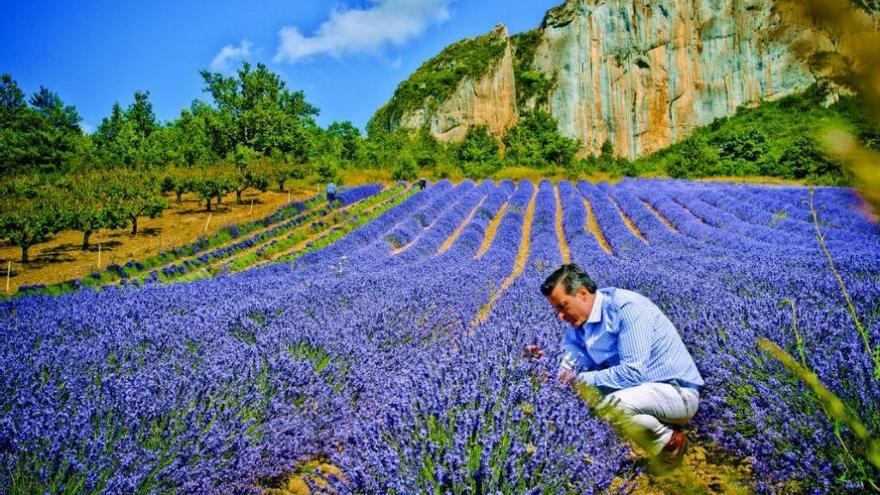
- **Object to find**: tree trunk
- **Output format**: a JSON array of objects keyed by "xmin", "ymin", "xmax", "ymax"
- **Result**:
[
  {"xmin": 82, "ymin": 230, "xmax": 92, "ymax": 250},
  {"xmin": 21, "ymin": 244, "xmax": 29, "ymax": 263},
  {"xmin": 130, "ymin": 216, "xmax": 138, "ymax": 235},
  {"xmin": 278, "ymin": 180, "xmax": 285, "ymax": 193},
  {"xmin": 236, "ymin": 189, "xmax": 243, "ymax": 205},
  {"xmin": 176, "ymin": 191, "xmax": 183, "ymax": 203},
  {"xmin": 216, "ymin": 193, "xmax": 223, "ymax": 205},
  {"xmin": 206, "ymin": 197, "xmax": 212, "ymax": 212}
]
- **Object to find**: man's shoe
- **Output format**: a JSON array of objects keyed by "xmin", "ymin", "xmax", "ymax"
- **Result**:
[{"xmin": 647, "ymin": 429, "xmax": 687, "ymax": 475}]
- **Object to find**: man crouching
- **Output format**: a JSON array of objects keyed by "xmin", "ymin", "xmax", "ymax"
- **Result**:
[{"xmin": 537, "ymin": 263, "xmax": 704, "ymax": 471}]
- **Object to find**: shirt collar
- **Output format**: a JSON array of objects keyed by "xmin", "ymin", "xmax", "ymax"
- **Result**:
[{"xmin": 586, "ymin": 290, "xmax": 603, "ymax": 324}]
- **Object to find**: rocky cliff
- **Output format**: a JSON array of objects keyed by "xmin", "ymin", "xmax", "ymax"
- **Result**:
[{"xmin": 373, "ymin": 0, "xmax": 844, "ymax": 159}]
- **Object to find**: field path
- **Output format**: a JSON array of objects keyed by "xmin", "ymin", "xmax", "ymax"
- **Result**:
[
  {"xmin": 476, "ymin": 202, "xmax": 509, "ymax": 258},
  {"xmin": 583, "ymin": 197, "xmax": 613, "ymax": 254},
  {"xmin": 438, "ymin": 196, "xmax": 487, "ymax": 255},
  {"xmin": 554, "ymin": 183, "xmax": 571, "ymax": 263}
]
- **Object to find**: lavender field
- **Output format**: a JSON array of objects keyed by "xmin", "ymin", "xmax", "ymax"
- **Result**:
[{"xmin": 2, "ymin": 179, "xmax": 879, "ymax": 494}]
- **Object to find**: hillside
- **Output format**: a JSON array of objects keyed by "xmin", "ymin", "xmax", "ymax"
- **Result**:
[{"xmin": 373, "ymin": 0, "xmax": 878, "ymax": 160}]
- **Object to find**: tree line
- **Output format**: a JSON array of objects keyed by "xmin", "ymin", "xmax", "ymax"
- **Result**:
[{"xmin": 3, "ymin": 62, "xmax": 869, "ymax": 263}]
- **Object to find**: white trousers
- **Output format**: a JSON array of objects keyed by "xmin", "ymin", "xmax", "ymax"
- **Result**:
[{"xmin": 596, "ymin": 382, "xmax": 700, "ymax": 455}]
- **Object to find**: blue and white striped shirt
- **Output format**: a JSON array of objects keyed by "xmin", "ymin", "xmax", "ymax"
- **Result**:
[{"xmin": 559, "ymin": 288, "xmax": 704, "ymax": 391}]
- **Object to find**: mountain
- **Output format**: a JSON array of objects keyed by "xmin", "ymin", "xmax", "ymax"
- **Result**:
[{"xmin": 370, "ymin": 0, "xmax": 868, "ymax": 159}]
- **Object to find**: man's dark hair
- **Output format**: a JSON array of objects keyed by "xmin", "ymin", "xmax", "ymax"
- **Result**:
[{"xmin": 540, "ymin": 263, "xmax": 597, "ymax": 296}]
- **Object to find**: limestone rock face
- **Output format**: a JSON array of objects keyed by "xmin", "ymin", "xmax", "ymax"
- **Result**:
[
  {"xmin": 400, "ymin": 25, "xmax": 518, "ymax": 141},
  {"xmin": 382, "ymin": 0, "xmax": 827, "ymax": 158},
  {"xmin": 534, "ymin": 0, "xmax": 815, "ymax": 158}
]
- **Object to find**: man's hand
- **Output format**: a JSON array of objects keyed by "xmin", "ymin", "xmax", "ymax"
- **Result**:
[
  {"xmin": 557, "ymin": 369, "xmax": 575, "ymax": 386},
  {"xmin": 522, "ymin": 344, "xmax": 544, "ymax": 360}
]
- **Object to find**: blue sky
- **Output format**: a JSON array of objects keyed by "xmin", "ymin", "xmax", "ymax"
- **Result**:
[{"xmin": 1, "ymin": 0, "xmax": 561, "ymax": 133}]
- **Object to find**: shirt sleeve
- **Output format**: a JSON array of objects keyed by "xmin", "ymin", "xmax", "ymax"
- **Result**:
[
  {"xmin": 559, "ymin": 329, "xmax": 594, "ymax": 372},
  {"xmin": 576, "ymin": 303, "xmax": 653, "ymax": 389}
]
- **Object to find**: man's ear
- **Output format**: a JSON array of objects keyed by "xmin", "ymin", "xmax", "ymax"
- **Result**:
[{"xmin": 577, "ymin": 286, "xmax": 590, "ymax": 301}]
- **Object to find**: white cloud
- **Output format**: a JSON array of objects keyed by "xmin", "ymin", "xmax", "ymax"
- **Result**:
[
  {"xmin": 274, "ymin": 0, "xmax": 451, "ymax": 63},
  {"xmin": 210, "ymin": 39, "xmax": 253, "ymax": 73},
  {"xmin": 79, "ymin": 121, "xmax": 94, "ymax": 134}
]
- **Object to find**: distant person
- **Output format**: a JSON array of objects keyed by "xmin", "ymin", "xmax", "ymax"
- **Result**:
[
  {"xmin": 326, "ymin": 183, "xmax": 337, "ymax": 202},
  {"xmin": 417, "ymin": 178, "xmax": 427, "ymax": 190},
  {"xmin": 530, "ymin": 263, "xmax": 704, "ymax": 471}
]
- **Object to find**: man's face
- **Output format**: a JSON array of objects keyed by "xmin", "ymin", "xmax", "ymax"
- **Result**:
[{"xmin": 546, "ymin": 283, "xmax": 594, "ymax": 328}]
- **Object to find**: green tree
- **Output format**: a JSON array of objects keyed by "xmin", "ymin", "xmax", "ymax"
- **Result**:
[
  {"xmin": 264, "ymin": 149, "xmax": 300, "ymax": 192},
  {"xmin": 600, "ymin": 139, "xmax": 614, "ymax": 161},
  {"xmin": 192, "ymin": 169, "xmax": 229, "ymax": 211},
  {"xmin": 457, "ymin": 125, "xmax": 501, "ymax": 177},
  {"xmin": 199, "ymin": 62, "xmax": 319, "ymax": 159},
  {"xmin": 66, "ymin": 178, "xmax": 127, "ymax": 250},
  {"xmin": 326, "ymin": 121, "xmax": 362, "ymax": 163},
  {"xmin": 666, "ymin": 138, "xmax": 721, "ymax": 178},
  {"xmin": 0, "ymin": 187, "xmax": 65, "ymax": 262},
  {"xmin": 314, "ymin": 155, "xmax": 341, "ymax": 184},
  {"xmin": 392, "ymin": 151, "xmax": 419, "ymax": 181},
  {"xmin": 107, "ymin": 171, "xmax": 169, "ymax": 234},
  {"xmin": 125, "ymin": 90, "xmax": 157, "ymax": 142},
  {"xmin": 503, "ymin": 111, "xmax": 579, "ymax": 168},
  {"xmin": 94, "ymin": 91, "xmax": 160, "ymax": 168},
  {"xmin": 172, "ymin": 101, "xmax": 222, "ymax": 166},
  {"xmin": 777, "ymin": 136, "xmax": 842, "ymax": 180},
  {"xmin": 161, "ymin": 166, "xmax": 197, "ymax": 203},
  {"xmin": 228, "ymin": 146, "xmax": 270, "ymax": 204},
  {"xmin": 713, "ymin": 126, "xmax": 769, "ymax": 175},
  {"xmin": 0, "ymin": 75, "xmax": 84, "ymax": 174}
]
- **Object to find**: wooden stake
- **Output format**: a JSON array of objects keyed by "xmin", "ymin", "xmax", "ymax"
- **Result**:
[
  {"xmin": 287, "ymin": 190, "xmax": 291, "ymax": 203},
  {"xmin": 97, "ymin": 244, "xmax": 102, "ymax": 270},
  {"xmin": 6, "ymin": 261, "xmax": 10, "ymax": 295},
  {"xmin": 249, "ymin": 197, "xmax": 254, "ymax": 216},
  {"xmin": 204, "ymin": 213, "xmax": 212, "ymax": 233}
]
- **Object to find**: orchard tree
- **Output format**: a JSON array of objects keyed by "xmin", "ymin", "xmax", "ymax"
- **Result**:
[
  {"xmin": 0, "ymin": 188, "xmax": 65, "ymax": 262},
  {"xmin": 229, "ymin": 145, "xmax": 269, "ymax": 204},
  {"xmin": 266, "ymin": 149, "xmax": 298, "ymax": 192},
  {"xmin": 66, "ymin": 179, "xmax": 127, "ymax": 250},
  {"xmin": 107, "ymin": 171, "xmax": 169, "ymax": 235},
  {"xmin": 161, "ymin": 166, "xmax": 196, "ymax": 203},
  {"xmin": 193, "ymin": 169, "xmax": 230, "ymax": 211}
]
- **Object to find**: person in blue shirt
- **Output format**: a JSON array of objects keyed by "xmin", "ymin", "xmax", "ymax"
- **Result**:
[
  {"xmin": 535, "ymin": 263, "xmax": 704, "ymax": 470},
  {"xmin": 326, "ymin": 183, "xmax": 337, "ymax": 202}
]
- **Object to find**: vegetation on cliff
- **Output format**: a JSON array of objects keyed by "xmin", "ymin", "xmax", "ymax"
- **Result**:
[
  {"xmin": 367, "ymin": 27, "xmax": 509, "ymax": 136},
  {"xmin": 624, "ymin": 85, "xmax": 878, "ymax": 184},
  {"xmin": 510, "ymin": 29, "xmax": 555, "ymax": 109}
]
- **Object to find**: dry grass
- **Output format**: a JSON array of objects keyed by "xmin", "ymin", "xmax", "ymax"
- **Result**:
[
  {"xmin": 340, "ymin": 167, "xmax": 395, "ymax": 185},
  {"xmin": 438, "ymin": 196, "xmax": 486, "ymax": 254},
  {"xmin": 490, "ymin": 166, "xmax": 622, "ymax": 184},
  {"xmin": 476, "ymin": 202, "xmax": 508, "ymax": 258},
  {"xmin": 607, "ymin": 444, "xmax": 755, "ymax": 495},
  {"xmin": 554, "ymin": 183, "xmax": 571, "ymax": 263},
  {"xmin": 583, "ymin": 198, "xmax": 613, "ymax": 254},
  {"xmin": 0, "ymin": 186, "xmax": 320, "ymax": 294}
]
